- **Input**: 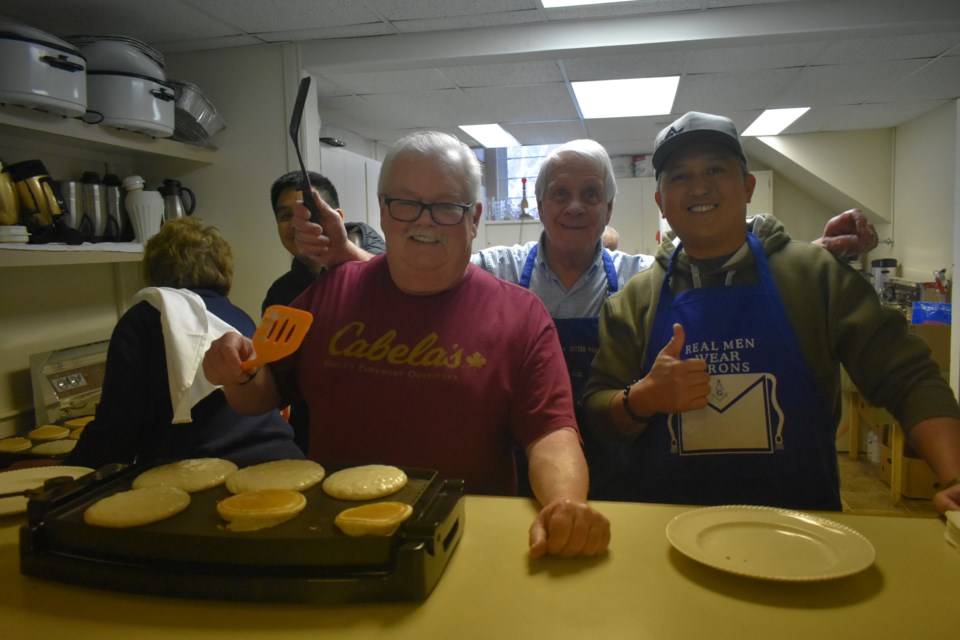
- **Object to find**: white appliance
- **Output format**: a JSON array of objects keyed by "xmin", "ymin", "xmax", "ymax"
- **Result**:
[{"xmin": 29, "ymin": 340, "xmax": 108, "ymax": 425}]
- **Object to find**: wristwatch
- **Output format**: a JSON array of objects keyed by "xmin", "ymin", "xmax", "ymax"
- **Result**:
[{"xmin": 942, "ymin": 476, "xmax": 960, "ymax": 491}]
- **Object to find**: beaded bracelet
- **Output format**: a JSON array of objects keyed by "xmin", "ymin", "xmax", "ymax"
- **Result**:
[
  {"xmin": 943, "ymin": 476, "xmax": 960, "ymax": 491},
  {"xmin": 622, "ymin": 380, "xmax": 648, "ymax": 423}
]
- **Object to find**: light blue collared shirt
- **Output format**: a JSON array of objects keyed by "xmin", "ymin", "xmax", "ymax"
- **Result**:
[{"xmin": 471, "ymin": 235, "xmax": 654, "ymax": 319}]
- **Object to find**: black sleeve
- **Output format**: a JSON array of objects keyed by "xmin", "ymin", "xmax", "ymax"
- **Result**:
[
  {"xmin": 349, "ymin": 222, "xmax": 386, "ymax": 255},
  {"xmin": 64, "ymin": 303, "xmax": 169, "ymax": 468}
]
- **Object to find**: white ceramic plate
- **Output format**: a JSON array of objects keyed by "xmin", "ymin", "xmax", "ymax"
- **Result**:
[
  {"xmin": 666, "ymin": 505, "xmax": 876, "ymax": 581},
  {"xmin": 0, "ymin": 466, "xmax": 93, "ymax": 516}
]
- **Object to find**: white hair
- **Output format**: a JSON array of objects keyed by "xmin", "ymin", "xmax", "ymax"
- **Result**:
[
  {"xmin": 378, "ymin": 131, "xmax": 482, "ymax": 203},
  {"xmin": 534, "ymin": 139, "xmax": 617, "ymax": 204}
]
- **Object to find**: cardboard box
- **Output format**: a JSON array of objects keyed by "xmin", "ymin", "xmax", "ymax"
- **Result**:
[
  {"xmin": 879, "ymin": 440, "xmax": 944, "ymax": 499},
  {"xmin": 908, "ymin": 323, "xmax": 950, "ymax": 372}
]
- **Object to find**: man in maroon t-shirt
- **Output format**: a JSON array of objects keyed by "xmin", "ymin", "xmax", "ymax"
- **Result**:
[{"xmin": 204, "ymin": 131, "xmax": 610, "ymax": 559}]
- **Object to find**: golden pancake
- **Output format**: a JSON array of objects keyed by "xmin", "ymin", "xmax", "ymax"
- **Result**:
[
  {"xmin": 69, "ymin": 426, "xmax": 85, "ymax": 440},
  {"xmin": 323, "ymin": 464, "xmax": 408, "ymax": 500},
  {"xmin": 29, "ymin": 425, "xmax": 70, "ymax": 441},
  {"xmin": 334, "ymin": 501, "xmax": 413, "ymax": 537},
  {"xmin": 30, "ymin": 439, "xmax": 76, "ymax": 456},
  {"xmin": 132, "ymin": 458, "xmax": 238, "ymax": 493},
  {"xmin": 64, "ymin": 415, "xmax": 95, "ymax": 429},
  {"xmin": 0, "ymin": 436, "xmax": 32, "ymax": 453},
  {"xmin": 84, "ymin": 486, "xmax": 190, "ymax": 528},
  {"xmin": 225, "ymin": 459, "xmax": 325, "ymax": 494},
  {"xmin": 217, "ymin": 489, "xmax": 306, "ymax": 532}
]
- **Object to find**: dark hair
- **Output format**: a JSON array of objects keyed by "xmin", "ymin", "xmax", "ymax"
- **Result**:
[
  {"xmin": 269, "ymin": 170, "xmax": 340, "ymax": 217},
  {"xmin": 143, "ymin": 217, "xmax": 233, "ymax": 296}
]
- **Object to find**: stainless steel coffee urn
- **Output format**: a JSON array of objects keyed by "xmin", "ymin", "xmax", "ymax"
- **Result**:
[{"xmin": 871, "ymin": 258, "xmax": 897, "ymax": 297}]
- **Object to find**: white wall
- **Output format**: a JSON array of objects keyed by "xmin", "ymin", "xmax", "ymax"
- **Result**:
[
  {"xmin": 770, "ymin": 174, "xmax": 838, "ymax": 244},
  {"xmin": 891, "ymin": 101, "xmax": 958, "ymax": 284},
  {"xmin": 163, "ymin": 44, "xmax": 298, "ymax": 319}
]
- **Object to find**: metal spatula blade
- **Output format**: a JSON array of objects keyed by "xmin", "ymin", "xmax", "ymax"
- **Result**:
[
  {"xmin": 289, "ymin": 76, "xmax": 321, "ymax": 223},
  {"xmin": 240, "ymin": 305, "xmax": 314, "ymax": 371}
]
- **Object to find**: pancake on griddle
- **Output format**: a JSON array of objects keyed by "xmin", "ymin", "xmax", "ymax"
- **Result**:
[
  {"xmin": 217, "ymin": 489, "xmax": 306, "ymax": 532},
  {"xmin": 84, "ymin": 486, "xmax": 190, "ymax": 528},
  {"xmin": 225, "ymin": 459, "xmax": 325, "ymax": 494},
  {"xmin": 334, "ymin": 501, "xmax": 413, "ymax": 537},
  {"xmin": 64, "ymin": 416, "xmax": 95, "ymax": 429},
  {"xmin": 132, "ymin": 458, "xmax": 238, "ymax": 493},
  {"xmin": 0, "ymin": 436, "xmax": 32, "ymax": 453},
  {"xmin": 29, "ymin": 424, "xmax": 70, "ymax": 441},
  {"xmin": 323, "ymin": 464, "xmax": 408, "ymax": 500},
  {"xmin": 30, "ymin": 439, "xmax": 76, "ymax": 456}
]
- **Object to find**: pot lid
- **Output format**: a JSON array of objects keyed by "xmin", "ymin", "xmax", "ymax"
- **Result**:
[
  {"xmin": 0, "ymin": 18, "xmax": 82, "ymax": 55},
  {"xmin": 66, "ymin": 34, "xmax": 164, "ymax": 69}
]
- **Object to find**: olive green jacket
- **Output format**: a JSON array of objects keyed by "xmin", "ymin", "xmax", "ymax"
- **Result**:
[{"xmin": 583, "ymin": 215, "xmax": 960, "ymax": 439}]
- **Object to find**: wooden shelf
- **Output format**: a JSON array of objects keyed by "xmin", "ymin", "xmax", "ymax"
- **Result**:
[
  {"xmin": 0, "ymin": 244, "xmax": 143, "ymax": 267},
  {"xmin": 0, "ymin": 106, "xmax": 215, "ymax": 165}
]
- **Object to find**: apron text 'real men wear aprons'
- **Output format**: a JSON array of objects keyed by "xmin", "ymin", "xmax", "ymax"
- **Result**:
[
  {"xmin": 520, "ymin": 244, "xmax": 630, "ymax": 500},
  {"xmin": 630, "ymin": 233, "xmax": 842, "ymax": 510}
]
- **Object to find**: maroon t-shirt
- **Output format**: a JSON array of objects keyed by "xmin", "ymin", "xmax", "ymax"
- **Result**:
[{"xmin": 274, "ymin": 255, "xmax": 576, "ymax": 495}]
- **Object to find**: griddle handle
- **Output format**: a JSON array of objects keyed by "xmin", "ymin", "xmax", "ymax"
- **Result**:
[{"xmin": 404, "ymin": 479, "xmax": 465, "ymax": 556}]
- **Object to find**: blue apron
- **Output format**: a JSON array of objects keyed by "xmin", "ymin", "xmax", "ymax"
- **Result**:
[
  {"xmin": 520, "ymin": 244, "xmax": 628, "ymax": 500},
  {"xmin": 519, "ymin": 243, "xmax": 618, "ymax": 400},
  {"xmin": 630, "ymin": 233, "xmax": 841, "ymax": 510}
]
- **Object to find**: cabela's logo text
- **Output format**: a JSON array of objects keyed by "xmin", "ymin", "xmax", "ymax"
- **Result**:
[{"xmin": 330, "ymin": 321, "xmax": 479, "ymax": 369}]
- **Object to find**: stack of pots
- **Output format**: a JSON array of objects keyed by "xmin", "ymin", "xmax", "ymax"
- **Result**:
[{"xmin": 68, "ymin": 35, "xmax": 174, "ymax": 138}]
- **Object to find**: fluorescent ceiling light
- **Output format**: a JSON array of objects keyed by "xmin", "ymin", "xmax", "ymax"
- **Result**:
[
  {"xmin": 459, "ymin": 124, "xmax": 520, "ymax": 148},
  {"xmin": 742, "ymin": 107, "xmax": 810, "ymax": 136},
  {"xmin": 571, "ymin": 77, "xmax": 679, "ymax": 119},
  {"xmin": 542, "ymin": 0, "xmax": 635, "ymax": 7}
]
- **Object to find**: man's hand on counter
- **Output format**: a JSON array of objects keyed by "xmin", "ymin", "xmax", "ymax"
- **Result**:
[
  {"xmin": 933, "ymin": 482, "xmax": 960, "ymax": 514},
  {"xmin": 528, "ymin": 498, "xmax": 611, "ymax": 559}
]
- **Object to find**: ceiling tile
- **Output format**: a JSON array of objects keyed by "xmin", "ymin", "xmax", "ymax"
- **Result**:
[
  {"xmin": 673, "ymin": 68, "xmax": 801, "ymax": 114},
  {"xmin": 360, "ymin": 90, "xmax": 490, "ymax": 127},
  {"xmin": 259, "ymin": 23, "xmax": 395, "ymax": 42},
  {"xmin": 321, "ymin": 68, "xmax": 455, "ymax": 95},
  {"xmin": 562, "ymin": 51, "xmax": 686, "ymax": 82},
  {"xmin": 506, "ymin": 121, "xmax": 589, "ymax": 146},
  {"xmin": 772, "ymin": 60, "xmax": 928, "ymax": 107},
  {"xmin": 794, "ymin": 101, "xmax": 953, "ymax": 131},
  {"xmin": 187, "ymin": 0, "xmax": 384, "ymax": 33},
  {"xmin": 871, "ymin": 56, "xmax": 960, "ymax": 102},
  {"xmin": 811, "ymin": 32, "xmax": 960, "ymax": 65},
  {"xmin": 440, "ymin": 60, "xmax": 564, "ymax": 88},
  {"xmin": 684, "ymin": 41, "xmax": 825, "ymax": 73},
  {"xmin": 0, "ymin": 0, "xmax": 239, "ymax": 42},
  {"xmin": 367, "ymin": 0, "xmax": 538, "ymax": 21},
  {"xmin": 463, "ymin": 83, "xmax": 580, "ymax": 122}
]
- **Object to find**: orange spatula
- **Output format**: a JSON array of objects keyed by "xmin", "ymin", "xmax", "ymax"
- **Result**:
[{"xmin": 240, "ymin": 305, "xmax": 314, "ymax": 371}]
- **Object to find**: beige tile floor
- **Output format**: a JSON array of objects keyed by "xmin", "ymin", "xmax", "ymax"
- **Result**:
[{"xmin": 838, "ymin": 455, "xmax": 939, "ymax": 517}]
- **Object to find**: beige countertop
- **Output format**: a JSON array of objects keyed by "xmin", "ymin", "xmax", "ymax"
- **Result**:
[{"xmin": 1, "ymin": 496, "xmax": 957, "ymax": 639}]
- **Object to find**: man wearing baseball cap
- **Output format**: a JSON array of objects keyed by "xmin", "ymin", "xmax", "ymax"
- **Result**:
[{"xmin": 582, "ymin": 111, "xmax": 960, "ymax": 513}]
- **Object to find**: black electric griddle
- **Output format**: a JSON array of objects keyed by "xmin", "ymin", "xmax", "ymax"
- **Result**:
[{"xmin": 20, "ymin": 461, "xmax": 465, "ymax": 603}]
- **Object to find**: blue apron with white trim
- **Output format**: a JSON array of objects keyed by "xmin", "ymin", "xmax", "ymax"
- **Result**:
[
  {"xmin": 629, "ymin": 233, "xmax": 841, "ymax": 510},
  {"xmin": 519, "ymin": 244, "xmax": 619, "ymax": 399},
  {"xmin": 520, "ymin": 244, "xmax": 628, "ymax": 499}
]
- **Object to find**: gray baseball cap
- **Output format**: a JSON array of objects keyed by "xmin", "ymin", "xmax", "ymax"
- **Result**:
[{"xmin": 652, "ymin": 111, "xmax": 747, "ymax": 178}]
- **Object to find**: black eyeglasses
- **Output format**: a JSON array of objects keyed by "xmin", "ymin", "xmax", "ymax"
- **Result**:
[{"xmin": 382, "ymin": 197, "xmax": 473, "ymax": 226}]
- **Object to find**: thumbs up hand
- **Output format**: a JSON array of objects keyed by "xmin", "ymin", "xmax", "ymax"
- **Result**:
[{"xmin": 630, "ymin": 323, "xmax": 711, "ymax": 416}]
